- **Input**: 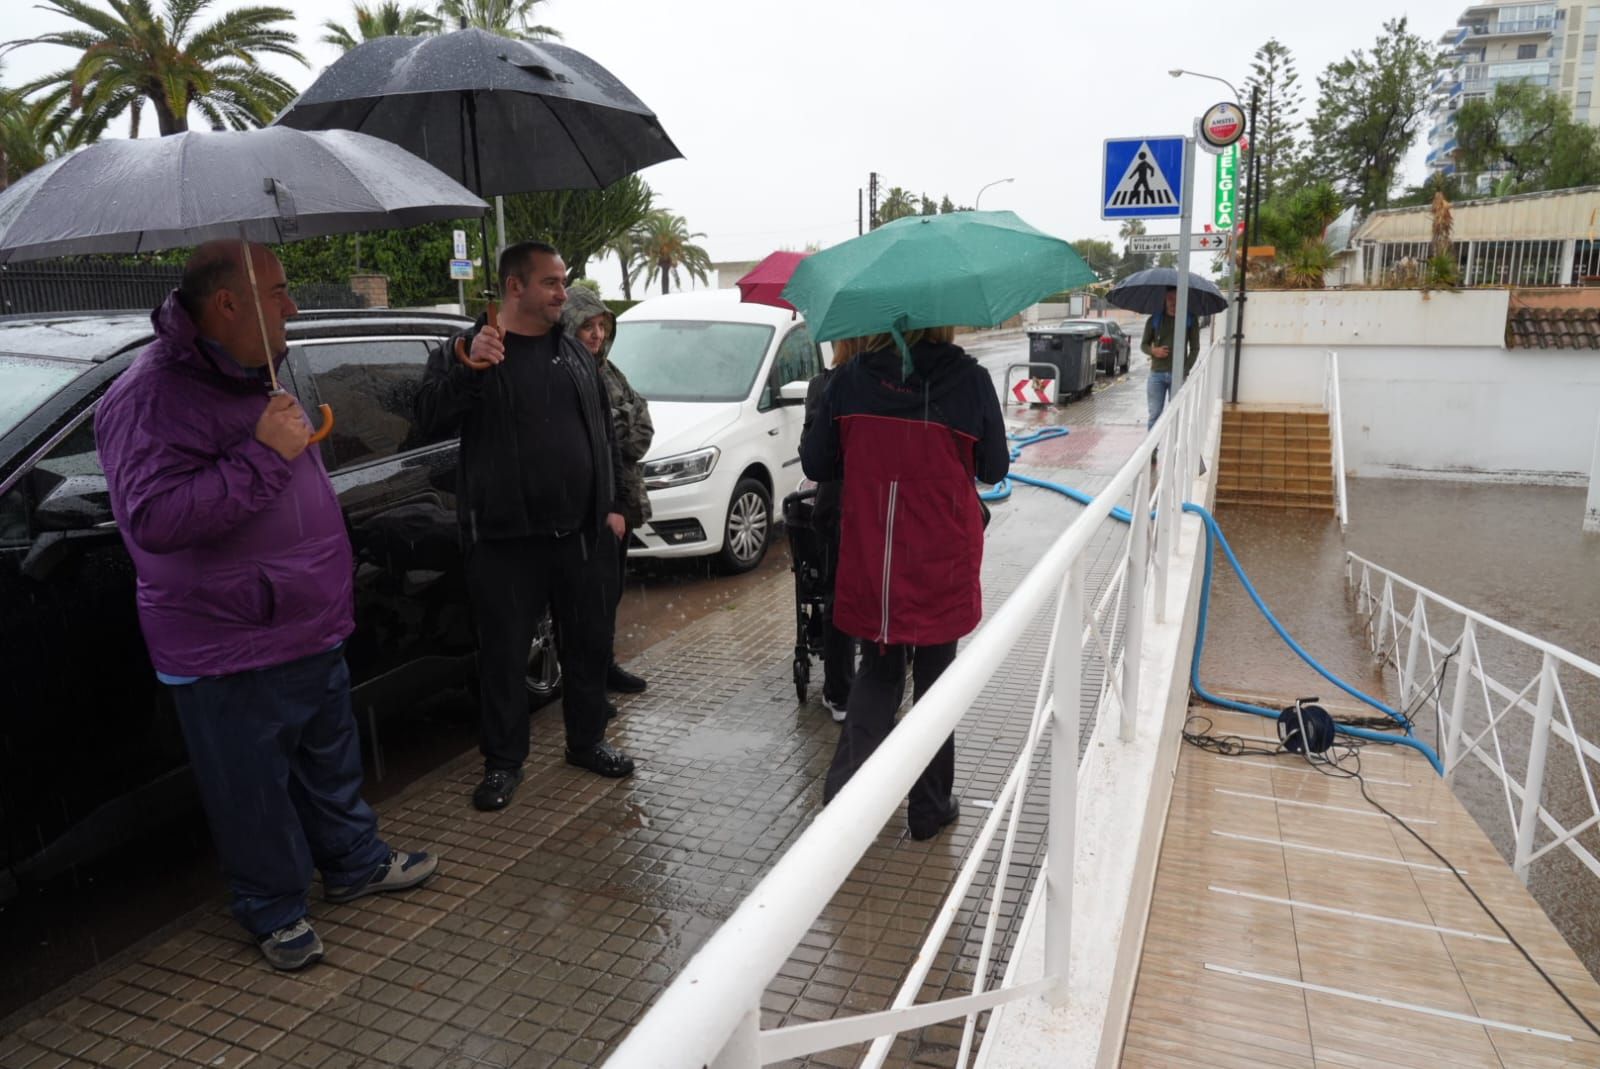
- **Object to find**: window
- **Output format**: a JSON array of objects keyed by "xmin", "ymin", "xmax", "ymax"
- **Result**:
[
  {"xmin": 760, "ymin": 326, "xmax": 820, "ymax": 410},
  {"xmin": 1520, "ymin": 43, "xmax": 1540, "ymax": 58},
  {"xmin": 0, "ymin": 413, "xmax": 109, "ymax": 549},
  {"xmin": 1581, "ymin": 91, "xmax": 1593, "ymax": 105},
  {"xmin": 297, "ymin": 338, "xmax": 434, "ymax": 469},
  {"xmin": 0, "ymin": 356, "xmax": 81, "ymax": 440}
]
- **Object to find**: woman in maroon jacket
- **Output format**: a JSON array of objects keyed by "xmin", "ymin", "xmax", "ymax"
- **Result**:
[{"xmin": 800, "ymin": 326, "xmax": 1009, "ymax": 840}]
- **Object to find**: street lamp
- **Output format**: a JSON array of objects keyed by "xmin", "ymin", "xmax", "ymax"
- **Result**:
[
  {"xmin": 1168, "ymin": 68, "xmax": 1241, "ymax": 101},
  {"xmin": 975, "ymin": 177, "xmax": 1014, "ymax": 209}
]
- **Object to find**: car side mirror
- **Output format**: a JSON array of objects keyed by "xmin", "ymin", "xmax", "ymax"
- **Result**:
[{"xmin": 777, "ymin": 380, "xmax": 810, "ymax": 405}]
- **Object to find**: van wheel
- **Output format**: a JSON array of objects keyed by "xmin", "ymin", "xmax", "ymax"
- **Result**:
[{"xmin": 718, "ymin": 477, "xmax": 771, "ymax": 573}]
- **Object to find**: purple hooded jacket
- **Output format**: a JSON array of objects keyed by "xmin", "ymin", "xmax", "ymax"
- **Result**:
[{"xmin": 95, "ymin": 293, "xmax": 353, "ymax": 678}]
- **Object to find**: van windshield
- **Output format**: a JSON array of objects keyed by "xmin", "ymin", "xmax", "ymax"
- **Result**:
[{"xmin": 608, "ymin": 320, "xmax": 774, "ymax": 403}]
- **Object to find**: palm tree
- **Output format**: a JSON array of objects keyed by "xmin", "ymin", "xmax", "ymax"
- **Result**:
[
  {"xmin": 1118, "ymin": 218, "xmax": 1146, "ymax": 242},
  {"xmin": 877, "ymin": 186, "xmax": 917, "ymax": 226},
  {"xmin": 322, "ymin": 2, "xmax": 440, "ymax": 51},
  {"xmin": 604, "ymin": 227, "xmax": 646, "ymax": 301},
  {"xmin": 635, "ymin": 211, "xmax": 710, "ymax": 295},
  {"xmin": 23, "ymin": 0, "xmax": 305, "ymax": 141},
  {"xmin": 434, "ymin": 0, "xmax": 560, "ymax": 39},
  {"xmin": 1, "ymin": 64, "xmax": 59, "ymax": 191}
]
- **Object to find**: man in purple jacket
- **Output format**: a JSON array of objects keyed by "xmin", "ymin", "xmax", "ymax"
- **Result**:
[{"xmin": 95, "ymin": 241, "xmax": 436, "ymax": 971}]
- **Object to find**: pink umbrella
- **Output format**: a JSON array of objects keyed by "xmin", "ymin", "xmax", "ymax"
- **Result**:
[{"xmin": 737, "ymin": 251, "xmax": 812, "ymax": 311}]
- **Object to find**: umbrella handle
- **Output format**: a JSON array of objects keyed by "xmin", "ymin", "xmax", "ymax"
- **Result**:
[
  {"xmin": 455, "ymin": 300, "xmax": 500, "ymax": 370},
  {"xmin": 306, "ymin": 403, "xmax": 335, "ymax": 445}
]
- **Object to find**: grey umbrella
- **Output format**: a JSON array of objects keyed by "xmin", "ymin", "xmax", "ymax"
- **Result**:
[
  {"xmin": 0, "ymin": 126, "xmax": 486, "ymax": 436},
  {"xmin": 273, "ymin": 28, "xmax": 682, "ymax": 198},
  {"xmin": 1106, "ymin": 266, "xmax": 1229, "ymax": 316},
  {"xmin": 0, "ymin": 126, "xmax": 486, "ymax": 264}
]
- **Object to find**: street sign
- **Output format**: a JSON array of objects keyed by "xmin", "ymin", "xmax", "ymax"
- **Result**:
[
  {"xmin": 1214, "ymin": 144, "xmax": 1239, "ymax": 231},
  {"xmin": 1128, "ymin": 233, "xmax": 1228, "ymax": 254},
  {"xmin": 452, "ymin": 229, "xmax": 468, "ymax": 260},
  {"xmin": 1102, "ymin": 136, "xmax": 1185, "ymax": 219},
  {"xmin": 1129, "ymin": 234, "xmax": 1180, "ymax": 253},
  {"xmin": 449, "ymin": 258, "xmax": 474, "ymax": 280},
  {"xmin": 1199, "ymin": 102, "xmax": 1245, "ymax": 151},
  {"xmin": 1009, "ymin": 376, "xmax": 1057, "ymax": 405}
]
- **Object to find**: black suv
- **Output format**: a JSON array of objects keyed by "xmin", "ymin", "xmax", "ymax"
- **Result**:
[{"xmin": 0, "ymin": 308, "xmax": 487, "ymax": 899}]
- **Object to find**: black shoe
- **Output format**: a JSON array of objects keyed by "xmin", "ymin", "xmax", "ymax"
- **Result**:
[
  {"xmin": 908, "ymin": 795, "xmax": 960, "ymax": 841},
  {"xmin": 606, "ymin": 663, "xmax": 648, "ymax": 693},
  {"xmin": 565, "ymin": 741, "xmax": 635, "ymax": 778},
  {"xmin": 473, "ymin": 768, "xmax": 523, "ymax": 811}
]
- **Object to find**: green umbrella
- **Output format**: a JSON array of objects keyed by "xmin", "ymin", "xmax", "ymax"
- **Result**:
[{"xmin": 781, "ymin": 210, "xmax": 1096, "ymax": 376}]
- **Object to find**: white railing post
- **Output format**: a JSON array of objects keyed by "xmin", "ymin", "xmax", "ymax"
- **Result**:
[
  {"xmin": 1513, "ymin": 652, "xmax": 1559, "ymax": 883},
  {"xmin": 1444, "ymin": 619, "xmax": 1476, "ymax": 777},
  {"xmin": 1121, "ymin": 467, "xmax": 1151, "ymax": 743},
  {"xmin": 710, "ymin": 1007, "xmax": 760, "ymax": 1069},
  {"xmin": 1046, "ymin": 557, "xmax": 1084, "ymax": 1005},
  {"xmin": 1401, "ymin": 597, "xmax": 1426, "ymax": 712},
  {"xmin": 1153, "ymin": 435, "xmax": 1172, "ymax": 624}
]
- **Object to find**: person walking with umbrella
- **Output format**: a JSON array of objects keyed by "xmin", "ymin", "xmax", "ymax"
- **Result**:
[
  {"xmin": 415, "ymin": 241, "xmax": 636, "ymax": 813},
  {"xmin": 1141, "ymin": 286, "xmax": 1200, "ymax": 429},
  {"xmin": 560, "ymin": 285, "xmax": 653, "ymax": 697},
  {"xmin": 801, "ymin": 325, "xmax": 1009, "ymax": 840},
  {"xmin": 96, "ymin": 242, "xmax": 438, "ymax": 971}
]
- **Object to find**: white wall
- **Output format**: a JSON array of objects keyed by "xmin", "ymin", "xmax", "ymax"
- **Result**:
[{"xmin": 1235, "ymin": 290, "xmax": 1600, "ymax": 483}]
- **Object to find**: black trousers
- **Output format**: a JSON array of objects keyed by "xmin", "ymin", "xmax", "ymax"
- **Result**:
[
  {"xmin": 609, "ymin": 529, "xmax": 630, "ymax": 668},
  {"xmin": 467, "ymin": 533, "xmax": 613, "ymax": 770},
  {"xmin": 823, "ymin": 641, "xmax": 957, "ymax": 829},
  {"xmin": 819, "ymin": 531, "xmax": 856, "ymax": 706}
]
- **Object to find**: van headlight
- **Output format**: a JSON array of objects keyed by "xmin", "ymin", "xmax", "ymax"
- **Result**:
[{"xmin": 643, "ymin": 447, "xmax": 719, "ymax": 490}]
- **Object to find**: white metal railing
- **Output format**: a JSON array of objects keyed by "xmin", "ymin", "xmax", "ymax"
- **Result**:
[
  {"xmin": 603, "ymin": 345, "xmax": 1226, "ymax": 1068},
  {"xmin": 1348, "ymin": 554, "xmax": 1600, "ymax": 885},
  {"xmin": 1323, "ymin": 350, "xmax": 1349, "ymax": 531}
]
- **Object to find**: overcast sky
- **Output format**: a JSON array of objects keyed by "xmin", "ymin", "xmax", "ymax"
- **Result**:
[{"xmin": 2, "ymin": 0, "xmax": 1453, "ymax": 296}]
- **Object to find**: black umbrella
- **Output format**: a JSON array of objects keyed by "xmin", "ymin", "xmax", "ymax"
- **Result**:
[
  {"xmin": 275, "ymin": 28, "xmax": 682, "ymax": 365},
  {"xmin": 0, "ymin": 126, "xmax": 487, "ymax": 437},
  {"xmin": 1106, "ymin": 267, "xmax": 1229, "ymax": 316}
]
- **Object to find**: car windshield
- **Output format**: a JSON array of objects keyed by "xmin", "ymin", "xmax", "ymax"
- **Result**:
[
  {"xmin": 0, "ymin": 356, "xmax": 83, "ymax": 439},
  {"xmin": 608, "ymin": 320, "xmax": 775, "ymax": 402}
]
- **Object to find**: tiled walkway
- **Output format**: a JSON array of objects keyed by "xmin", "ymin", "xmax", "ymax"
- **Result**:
[{"xmin": 0, "ymin": 352, "xmax": 1153, "ymax": 1068}]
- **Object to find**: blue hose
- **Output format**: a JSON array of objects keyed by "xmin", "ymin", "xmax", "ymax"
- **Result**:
[{"xmin": 990, "ymin": 427, "xmax": 1443, "ymax": 774}]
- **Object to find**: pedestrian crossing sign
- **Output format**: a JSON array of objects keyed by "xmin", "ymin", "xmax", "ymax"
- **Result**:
[{"xmin": 1102, "ymin": 136, "xmax": 1185, "ymax": 220}]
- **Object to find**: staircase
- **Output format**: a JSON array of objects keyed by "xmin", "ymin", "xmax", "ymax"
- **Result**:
[{"xmin": 1216, "ymin": 404, "xmax": 1337, "ymax": 512}]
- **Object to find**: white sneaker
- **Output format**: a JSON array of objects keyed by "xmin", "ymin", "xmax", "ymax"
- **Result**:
[{"xmin": 822, "ymin": 696, "xmax": 847, "ymax": 723}]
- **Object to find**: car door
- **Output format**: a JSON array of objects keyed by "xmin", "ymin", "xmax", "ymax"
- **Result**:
[
  {"xmin": 287, "ymin": 335, "xmax": 474, "ymax": 699},
  {"xmin": 0, "ymin": 395, "xmax": 185, "ymax": 883},
  {"xmin": 756, "ymin": 324, "xmax": 823, "ymax": 486}
]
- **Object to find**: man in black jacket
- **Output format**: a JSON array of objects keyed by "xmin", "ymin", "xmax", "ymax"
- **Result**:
[{"xmin": 416, "ymin": 241, "xmax": 635, "ymax": 811}]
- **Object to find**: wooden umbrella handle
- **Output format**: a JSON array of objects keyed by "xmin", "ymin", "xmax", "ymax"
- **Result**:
[
  {"xmin": 306, "ymin": 403, "xmax": 335, "ymax": 445},
  {"xmin": 455, "ymin": 300, "xmax": 500, "ymax": 370}
]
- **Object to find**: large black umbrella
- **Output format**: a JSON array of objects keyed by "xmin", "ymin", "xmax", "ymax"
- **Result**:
[
  {"xmin": 1106, "ymin": 266, "xmax": 1229, "ymax": 316},
  {"xmin": 275, "ymin": 28, "xmax": 681, "ymax": 342},
  {"xmin": 0, "ymin": 126, "xmax": 487, "ymax": 436},
  {"xmin": 275, "ymin": 29, "xmax": 681, "ymax": 196}
]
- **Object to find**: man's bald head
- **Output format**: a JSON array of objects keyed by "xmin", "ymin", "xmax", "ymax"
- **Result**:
[{"xmin": 176, "ymin": 240, "xmax": 297, "ymax": 366}]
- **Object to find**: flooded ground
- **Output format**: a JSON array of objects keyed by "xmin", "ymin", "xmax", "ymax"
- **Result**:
[{"xmin": 1205, "ymin": 477, "xmax": 1600, "ymax": 980}]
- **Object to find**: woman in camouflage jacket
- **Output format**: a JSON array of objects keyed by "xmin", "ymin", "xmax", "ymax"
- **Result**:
[{"xmin": 562, "ymin": 287, "xmax": 654, "ymax": 694}]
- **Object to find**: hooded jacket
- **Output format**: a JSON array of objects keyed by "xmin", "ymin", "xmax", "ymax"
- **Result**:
[
  {"xmin": 800, "ymin": 339, "xmax": 1009, "ymax": 646},
  {"xmin": 413, "ymin": 309, "xmax": 624, "ymax": 544},
  {"xmin": 561, "ymin": 289, "xmax": 653, "ymax": 529},
  {"xmin": 95, "ymin": 293, "xmax": 354, "ymax": 678}
]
